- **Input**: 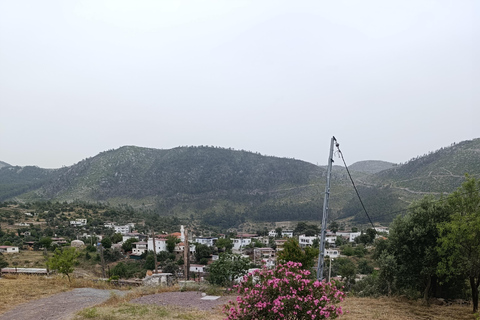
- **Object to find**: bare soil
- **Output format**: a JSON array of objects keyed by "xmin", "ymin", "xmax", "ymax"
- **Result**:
[
  {"xmin": 0, "ymin": 288, "xmax": 125, "ymax": 320},
  {"xmin": 130, "ymin": 291, "xmax": 232, "ymax": 311}
]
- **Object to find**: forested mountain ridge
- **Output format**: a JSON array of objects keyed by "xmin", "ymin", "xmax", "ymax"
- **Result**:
[
  {"xmin": 1, "ymin": 138, "xmax": 479, "ymax": 227},
  {"xmin": 364, "ymin": 138, "xmax": 480, "ymax": 193},
  {"xmin": 0, "ymin": 161, "xmax": 10, "ymax": 169},
  {"xmin": 34, "ymin": 146, "xmax": 324, "ymax": 201},
  {"xmin": 348, "ymin": 160, "xmax": 397, "ymax": 174}
]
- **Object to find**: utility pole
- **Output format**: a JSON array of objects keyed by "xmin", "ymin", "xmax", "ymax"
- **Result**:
[
  {"xmin": 317, "ymin": 136, "xmax": 337, "ymax": 281},
  {"xmin": 99, "ymin": 244, "xmax": 106, "ymax": 278},
  {"xmin": 151, "ymin": 230, "xmax": 158, "ymax": 274},
  {"xmin": 184, "ymin": 228, "xmax": 190, "ymax": 280}
]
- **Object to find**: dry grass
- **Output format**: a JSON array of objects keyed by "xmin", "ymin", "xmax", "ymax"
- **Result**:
[
  {"xmin": 1, "ymin": 275, "xmax": 477, "ymax": 320},
  {"xmin": 0, "ymin": 274, "xmax": 121, "ymax": 315},
  {"xmin": 3, "ymin": 250, "xmax": 48, "ymax": 268},
  {"xmin": 340, "ymin": 296, "xmax": 477, "ymax": 320}
]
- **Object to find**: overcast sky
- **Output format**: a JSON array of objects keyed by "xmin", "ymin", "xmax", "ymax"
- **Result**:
[{"xmin": 1, "ymin": 1, "xmax": 478, "ymax": 168}]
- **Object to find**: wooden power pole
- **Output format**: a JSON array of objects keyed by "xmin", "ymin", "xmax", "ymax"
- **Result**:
[
  {"xmin": 152, "ymin": 230, "xmax": 158, "ymax": 274},
  {"xmin": 183, "ymin": 228, "xmax": 190, "ymax": 280}
]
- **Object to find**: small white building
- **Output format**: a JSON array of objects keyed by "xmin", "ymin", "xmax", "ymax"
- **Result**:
[
  {"xmin": 349, "ymin": 232, "xmax": 361, "ymax": 242},
  {"xmin": 375, "ymin": 227, "xmax": 389, "ymax": 234},
  {"xmin": 190, "ymin": 264, "xmax": 206, "ymax": 273},
  {"xmin": 132, "ymin": 241, "xmax": 148, "ymax": 255},
  {"xmin": 0, "ymin": 246, "xmax": 19, "ymax": 253},
  {"xmin": 233, "ymin": 238, "xmax": 252, "ymax": 251},
  {"xmin": 114, "ymin": 225, "xmax": 132, "ymax": 235},
  {"xmin": 298, "ymin": 235, "xmax": 318, "ymax": 248},
  {"xmin": 194, "ymin": 237, "xmax": 217, "ymax": 247},
  {"xmin": 70, "ymin": 219, "xmax": 87, "ymax": 227},
  {"xmin": 147, "ymin": 237, "xmax": 167, "ymax": 253},
  {"xmin": 268, "ymin": 230, "xmax": 277, "ymax": 237},
  {"xmin": 325, "ymin": 248, "xmax": 340, "ymax": 258},
  {"xmin": 281, "ymin": 230, "xmax": 294, "ymax": 238}
]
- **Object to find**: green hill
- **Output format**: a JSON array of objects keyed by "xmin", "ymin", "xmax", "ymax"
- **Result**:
[{"xmin": 2, "ymin": 139, "xmax": 479, "ymax": 228}]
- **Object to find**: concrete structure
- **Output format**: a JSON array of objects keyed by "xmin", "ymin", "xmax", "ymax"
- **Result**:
[
  {"xmin": 194, "ymin": 237, "xmax": 217, "ymax": 247},
  {"xmin": 143, "ymin": 273, "xmax": 173, "ymax": 287},
  {"xmin": 325, "ymin": 248, "xmax": 340, "ymax": 258},
  {"xmin": 132, "ymin": 241, "xmax": 147, "ymax": 255},
  {"xmin": 70, "ymin": 219, "xmax": 87, "ymax": 227},
  {"xmin": 281, "ymin": 230, "xmax": 294, "ymax": 238},
  {"xmin": 253, "ymin": 247, "xmax": 276, "ymax": 268},
  {"xmin": 0, "ymin": 246, "xmax": 19, "ymax": 253},
  {"xmin": 71, "ymin": 240, "xmax": 85, "ymax": 248},
  {"xmin": 189, "ymin": 264, "xmax": 206, "ymax": 273},
  {"xmin": 233, "ymin": 238, "xmax": 251, "ymax": 251},
  {"xmin": 147, "ymin": 237, "xmax": 167, "ymax": 253},
  {"xmin": 298, "ymin": 235, "xmax": 318, "ymax": 248}
]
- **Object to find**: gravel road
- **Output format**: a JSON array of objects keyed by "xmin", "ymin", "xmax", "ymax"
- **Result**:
[
  {"xmin": 0, "ymin": 288, "xmax": 125, "ymax": 320},
  {"xmin": 130, "ymin": 291, "xmax": 231, "ymax": 311}
]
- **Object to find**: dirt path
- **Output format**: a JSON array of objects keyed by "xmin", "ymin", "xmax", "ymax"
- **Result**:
[
  {"xmin": 0, "ymin": 288, "xmax": 125, "ymax": 320},
  {"xmin": 130, "ymin": 291, "xmax": 231, "ymax": 311}
]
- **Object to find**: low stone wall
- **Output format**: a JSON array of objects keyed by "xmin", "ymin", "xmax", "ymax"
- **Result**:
[{"xmin": 142, "ymin": 273, "xmax": 173, "ymax": 287}]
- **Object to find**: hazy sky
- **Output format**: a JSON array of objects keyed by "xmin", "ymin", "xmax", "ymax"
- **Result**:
[{"xmin": 1, "ymin": 1, "xmax": 478, "ymax": 168}]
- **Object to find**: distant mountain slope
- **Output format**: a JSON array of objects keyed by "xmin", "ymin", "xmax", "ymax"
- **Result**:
[
  {"xmin": 0, "ymin": 166, "xmax": 57, "ymax": 201},
  {"xmin": 34, "ymin": 145, "xmax": 325, "ymax": 201},
  {"xmin": 3, "ymin": 138, "xmax": 480, "ymax": 227},
  {"xmin": 365, "ymin": 138, "xmax": 480, "ymax": 193},
  {"xmin": 0, "ymin": 161, "xmax": 11, "ymax": 169},
  {"xmin": 348, "ymin": 160, "xmax": 397, "ymax": 174}
]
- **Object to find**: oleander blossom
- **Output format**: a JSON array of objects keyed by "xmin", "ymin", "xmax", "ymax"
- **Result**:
[{"xmin": 223, "ymin": 261, "xmax": 346, "ymax": 320}]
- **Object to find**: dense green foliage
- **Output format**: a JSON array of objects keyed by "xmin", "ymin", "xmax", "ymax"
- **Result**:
[
  {"xmin": 207, "ymin": 253, "xmax": 252, "ymax": 287},
  {"xmin": 47, "ymin": 247, "xmax": 80, "ymax": 282},
  {"xmin": 276, "ymin": 238, "xmax": 319, "ymax": 271}
]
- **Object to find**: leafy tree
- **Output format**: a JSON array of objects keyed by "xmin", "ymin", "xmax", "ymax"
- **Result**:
[
  {"xmin": 101, "ymin": 237, "xmax": 112, "ymax": 249},
  {"xmin": 276, "ymin": 238, "xmax": 318, "ymax": 271},
  {"xmin": 355, "ymin": 228, "xmax": 376, "ymax": 245},
  {"xmin": 207, "ymin": 253, "xmax": 251, "ymax": 287},
  {"xmin": 329, "ymin": 221, "xmax": 339, "ymax": 233},
  {"xmin": 275, "ymin": 227, "xmax": 282, "ymax": 238},
  {"xmin": 335, "ymin": 258, "xmax": 356, "ymax": 282},
  {"xmin": 47, "ymin": 247, "xmax": 80, "ymax": 282},
  {"xmin": 0, "ymin": 253, "xmax": 8, "ymax": 268},
  {"xmin": 377, "ymin": 252, "xmax": 397, "ymax": 296},
  {"xmin": 357, "ymin": 259, "xmax": 373, "ymax": 275},
  {"xmin": 111, "ymin": 233, "xmax": 123, "ymax": 244},
  {"xmin": 121, "ymin": 237, "xmax": 139, "ymax": 252},
  {"xmin": 388, "ymin": 196, "xmax": 450, "ymax": 303},
  {"xmin": 39, "ymin": 237, "xmax": 52, "ymax": 250},
  {"xmin": 215, "ymin": 237, "xmax": 233, "ymax": 253},
  {"xmin": 166, "ymin": 235, "xmax": 178, "ymax": 253},
  {"xmin": 194, "ymin": 243, "xmax": 212, "ymax": 263},
  {"xmin": 438, "ymin": 176, "xmax": 480, "ymax": 312}
]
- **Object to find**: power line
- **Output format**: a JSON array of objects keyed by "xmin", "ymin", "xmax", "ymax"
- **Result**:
[{"xmin": 335, "ymin": 142, "xmax": 376, "ymax": 229}]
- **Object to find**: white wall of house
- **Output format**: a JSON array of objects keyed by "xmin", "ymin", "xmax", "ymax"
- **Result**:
[
  {"xmin": 298, "ymin": 235, "xmax": 318, "ymax": 248},
  {"xmin": 195, "ymin": 237, "xmax": 217, "ymax": 247},
  {"xmin": 325, "ymin": 249, "xmax": 340, "ymax": 258},
  {"xmin": 147, "ymin": 238, "xmax": 167, "ymax": 253},
  {"xmin": 233, "ymin": 238, "xmax": 251, "ymax": 250},
  {"xmin": 0, "ymin": 246, "xmax": 19, "ymax": 253},
  {"xmin": 349, "ymin": 232, "xmax": 361, "ymax": 242}
]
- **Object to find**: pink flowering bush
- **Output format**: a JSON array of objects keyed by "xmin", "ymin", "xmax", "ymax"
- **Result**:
[{"xmin": 224, "ymin": 261, "xmax": 345, "ymax": 319}]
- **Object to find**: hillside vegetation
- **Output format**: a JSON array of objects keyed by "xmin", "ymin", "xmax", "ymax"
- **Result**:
[{"xmin": 0, "ymin": 139, "xmax": 478, "ymax": 227}]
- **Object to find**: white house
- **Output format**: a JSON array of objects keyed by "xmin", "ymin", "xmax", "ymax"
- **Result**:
[
  {"xmin": 268, "ymin": 230, "xmax": 277, "ymax": 237},
  {"xmin": 194, "ymin": 237, "xmax": 217, "ymax": 247},
  {"xmin": 190, "ymin": 264, "xmax": 206, "ymax": 273},
  {"xmin": 233, "ymin": 238, "xmax": 252, "ymax": 251},
  {"xmin": 70, "ymin": 219, "xmax": 87, "ymax": 227},
  {"xmin": 298, "ymin": 235, "xmax": 318, "ymax": 248},
  {"xmin": 349, "ymin": 232, "xmax": 361, "ymax": 242},
  {"xmin": 375, "ymin": 227, "xmax": 389, "ymax": 234},
  {"xmin": 325, "ymin": 248, "xmax": 340, "ymax": 258},
  {"xmin": 147, "ymin": 237, "xmax": 167, "ymax": 253},
  {"xmin": 0, "ymin": 246, "xmax": 19, "ymax": 253},
  {"xmin": 281, "ymin": 230, "xmax": 294, "ymax": 238},
  {"xmin": 114, "ymin": 225, "xmax": 132, "ymax": 235},
  {"xmin": 326, "ymin": 235, "xmax": 337, "ymax": 245},
  {"xmin": 132, "ymin": 241, "xmax": 148, "ymax": 255}
]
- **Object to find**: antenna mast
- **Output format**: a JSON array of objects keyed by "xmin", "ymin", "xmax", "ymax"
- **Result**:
[{"xmin": 316, "ymin": 136, "xmax": 337, "ymax": 280}]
